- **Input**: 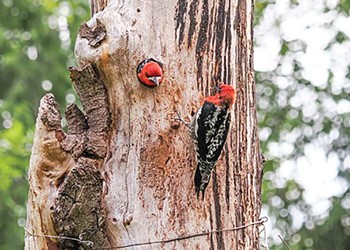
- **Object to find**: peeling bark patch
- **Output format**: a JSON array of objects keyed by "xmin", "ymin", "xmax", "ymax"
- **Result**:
[
  {"xmin": 84, "ymin": 131, "xmax": 108, "ymax": 158},
  {"xmin": 52, "ymin": 158, "xmax": 110, "ymax": 249},
  {"xmin": 60, "ymin": 104, "xmax": 88, "ymax": 158},
  {"xmin": 69, "ymin": 64, "xmax": 110, "ymax": 133},
  {"xmin": 65, "ymin": 104, "xmax": 87, "ymax": 134},
  {"xmin": 79, "ymin": 19, "xmax": 106, "ymax": 48},
  {"xmin": 175, "ymin": 0, "xmax": 187, "ymax": 47},
  {"xmin": 60, "ymin": 134, "xmax": 85, "ymax": 159},
  {"xmin": 212, "ymin": 171, "xmax": 225, "ymax": 249},
  {"xmin": 44, "ymin": 62, "xmax": 112, "ymax": 248},
  {"xmin": 69, "ymin": 64, "xmax": 111, "ymax": 159},
  {"xmin": 195, "ymin": 0, "xmax": 209, "ymax": 90},
  {"xmin": 40, "ymin": 94, "xmax": 62, "ymax": 131}
]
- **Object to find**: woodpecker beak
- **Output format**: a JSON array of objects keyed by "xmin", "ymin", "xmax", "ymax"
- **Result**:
[{"xmin": 149, "ymin": 76, "xmax": 161, "ymax": 86}]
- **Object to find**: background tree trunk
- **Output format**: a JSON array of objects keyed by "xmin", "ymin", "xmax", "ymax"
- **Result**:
[{"xmin": 25, "ymin": 0, "xmax": 263, "ymax": 249}]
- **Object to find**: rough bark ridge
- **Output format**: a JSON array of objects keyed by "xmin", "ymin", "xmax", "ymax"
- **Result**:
[
  {"xmin": 25, "ymin": 63, "xmax": 112, "ymax": 249},
  {"xmin": 26, "ymin": 0, "xmax": 263, "ymax": 249},
  {"xmin": 51, "ymin": 64, "xmax": 111, "ymax": 249}
]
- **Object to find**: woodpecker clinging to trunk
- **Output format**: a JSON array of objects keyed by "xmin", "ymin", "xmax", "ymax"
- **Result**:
[
  {"xmin": 177, "ymin": 84, "xmax": 236, "ymax": 199},
  {"xmin": 137, "ymin": 58, "xmax": 164, "ymax": 87}
]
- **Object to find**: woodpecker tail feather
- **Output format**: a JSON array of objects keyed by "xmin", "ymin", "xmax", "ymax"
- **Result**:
[
  {"xmin": 194, "ymin": 161, "xmax": 215, "ymax": 199},
  {"xmin": 194, "ymin": 166, "xmax": 204, "ymax": 199}
]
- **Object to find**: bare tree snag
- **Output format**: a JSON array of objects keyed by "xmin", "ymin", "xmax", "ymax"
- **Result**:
[{"xmin": 26, "ymin": 0, "xmax": 263, "ymax": 249}]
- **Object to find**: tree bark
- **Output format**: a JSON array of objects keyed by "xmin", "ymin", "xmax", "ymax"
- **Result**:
[{"xmin": 25, "ymin": 0, "xmax": 263, "ymax": 249}]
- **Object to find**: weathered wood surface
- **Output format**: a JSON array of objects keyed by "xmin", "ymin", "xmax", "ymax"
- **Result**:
[{"xmin": 25, "ymin": 0, "xmax": 263, "ymax": 249}]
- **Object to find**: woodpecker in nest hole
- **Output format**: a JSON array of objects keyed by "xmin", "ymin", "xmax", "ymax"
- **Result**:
[{"xmin": 137, "ymin": 58, "xmax": 164, "ymax": 87}]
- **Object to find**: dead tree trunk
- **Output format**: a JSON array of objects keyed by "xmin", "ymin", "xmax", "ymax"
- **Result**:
[{"xmin": 25, "ymin": 0, "xmax": 263, "ymax": 249}]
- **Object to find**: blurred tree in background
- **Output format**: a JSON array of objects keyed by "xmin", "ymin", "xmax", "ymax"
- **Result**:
[
  {"xmin": 0, "ymin": 0, "xmax": 349, "ymax": 249},
  {"xmin": 0, "ymin": 0, "xmax": 89, "ymax": 249},
  {"xmin": 255, "ymin": 0, "xmax": 350, "ymax": 249}
]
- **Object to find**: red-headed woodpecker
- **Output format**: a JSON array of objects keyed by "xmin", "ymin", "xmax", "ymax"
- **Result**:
[{"xmin": 137, "ymin": 58, "xmax": 164, "ymax": 87}]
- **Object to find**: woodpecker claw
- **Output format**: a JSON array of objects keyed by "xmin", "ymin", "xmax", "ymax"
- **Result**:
[{"xmin": 174, "ymin": 111, "xmax": 190, "ymax": 128}]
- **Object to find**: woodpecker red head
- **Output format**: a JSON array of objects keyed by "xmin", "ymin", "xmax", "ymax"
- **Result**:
[
  {"xmin": 205, "ymin": 83, "xmax": 236, "ymax": 107},
  {"xmin": 137, "ymin": 58, "xmax": 164, "ymax": 87}
]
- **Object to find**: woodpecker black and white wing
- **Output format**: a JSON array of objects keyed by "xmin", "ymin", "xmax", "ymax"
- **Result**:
[{"xmin": 193, "ymin": 101, "xmax": 231, "ymax": 198}]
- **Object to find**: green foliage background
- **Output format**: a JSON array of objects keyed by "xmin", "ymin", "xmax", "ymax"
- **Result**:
[
  {"xmin": 0, "ymin": 0, "xmax": 349, "ymax": 249},
  {"xmin": 255, "ymin": 0, "xmax": 350, "ymax": 249},
  {"xmin": 0, "ymin": 0, "xmax": 89, "ymax": 249}
]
